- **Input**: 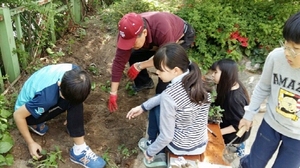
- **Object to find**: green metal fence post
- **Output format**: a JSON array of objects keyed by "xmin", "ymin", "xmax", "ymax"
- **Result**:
[
  {"xmin": 47, "ymin": 2, "xmax": 56, "ymax": 43},
  {"xmin": 71, "ymin": 0, "xmax": 81, "ymax": 23},
  {"xmin": 0, "ymin": 69, "xmax": 4, "ymax": 93},
  {"xmin": 14, "ymin": 13, "xmax": 27, "ymax": 68},
  {"xmin": 0, "ymin": 7, "xmax": 20, "ymax": 83}
]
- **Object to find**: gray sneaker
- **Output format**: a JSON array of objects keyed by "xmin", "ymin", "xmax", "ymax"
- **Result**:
[
  {"xmin": 143, "ymin": 153, "xmax": 167, "ymax": 168},
  {"xmin": 231, "ymin": 157, "xmax": 241, "ymax": 168},
  {"xmin": 138, "ymin": 138, "xmax": 151, "ymax": 152}
]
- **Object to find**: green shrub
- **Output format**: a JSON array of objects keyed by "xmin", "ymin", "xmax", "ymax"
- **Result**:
[
  {"xmin": 0, "ymin": 95, "xmax": 15, "ymax": 166},
  {"xmin": 176, "ymin": 0, "xmax": 300, "ymax": 70},
  {"xmin": 99, "ymin": 0, "xmax": 183, "ymax": 32}
]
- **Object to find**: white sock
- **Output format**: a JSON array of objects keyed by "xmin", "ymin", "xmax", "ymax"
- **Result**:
[{"xmin": 73, "ymin": 142, "xmax": 87, "ymax": 155}]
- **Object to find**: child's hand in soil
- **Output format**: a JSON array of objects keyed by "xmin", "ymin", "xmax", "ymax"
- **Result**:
[{"xmin": 28, "ymin": 141, "xmax": 42, "ymax": 159}]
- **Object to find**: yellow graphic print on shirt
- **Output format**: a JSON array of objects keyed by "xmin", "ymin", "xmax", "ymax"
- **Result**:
[{"xmin": 276, "ymin": 88, "xmax": 299, "ymax": 121}]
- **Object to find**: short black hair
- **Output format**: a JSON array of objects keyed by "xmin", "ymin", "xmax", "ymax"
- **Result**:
[
  {"xmin": 60, "ymin": 68, "xmax": 91, "ymax": 104},
  {"xmin": 283, "ymin": 11, "xmax": 300, "ymax": 44}
]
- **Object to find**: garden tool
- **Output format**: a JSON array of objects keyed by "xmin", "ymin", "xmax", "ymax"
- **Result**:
[
  {"xmin": 207, "ymin": 127, "xmax": 217, "ymax": 137},
  {"xmin": 223, "ymin": 126, "xmax": 247, "ymax": 164}
]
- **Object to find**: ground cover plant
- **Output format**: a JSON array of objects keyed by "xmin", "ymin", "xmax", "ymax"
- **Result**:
[{"xmin": 176, "ymin": 0, "xmax": 300, "ymax": 70}]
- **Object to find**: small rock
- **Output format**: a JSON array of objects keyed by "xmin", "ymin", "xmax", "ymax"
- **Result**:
[{"xmin": 245, "ymin": 61, "xmax": 260, "ymax": 72}]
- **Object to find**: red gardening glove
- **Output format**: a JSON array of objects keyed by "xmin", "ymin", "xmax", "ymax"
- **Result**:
[
  {"xmin": 127, "ymin": 63, "xmax": 140, "ymax": 80},
  {"xmin": 108, "ymin": 94, "xmax": 118, "ymax": 112}
]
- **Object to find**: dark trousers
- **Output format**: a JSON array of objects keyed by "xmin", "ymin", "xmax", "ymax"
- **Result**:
[
  {"xmin": 148, "ymin": 105, "xmax": 160, "ymax": 142},
  {"xmin": 180, "ymin": 22, "xmax": 196, "ymax": 50},
  {"xmin": 25, "ymin": 98, "xmax": 85, "ymax": 137},
  {"xmin": 240, "ymin": 119, "xmax": 300, "ymax": 168},
  {"xmin": 148, "ymin": 104, "xmax": 164, "ymax": 153}
]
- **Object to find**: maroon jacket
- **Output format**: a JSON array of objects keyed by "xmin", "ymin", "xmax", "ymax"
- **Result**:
[{"xmin": 111, "ymin": 12, "xmax": 185, "ymax": 82}]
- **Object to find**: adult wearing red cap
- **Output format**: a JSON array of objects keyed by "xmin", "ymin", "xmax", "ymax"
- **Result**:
[{"xmin": 108, "ymin": 12, "xmax": 195, "ymax": 112}]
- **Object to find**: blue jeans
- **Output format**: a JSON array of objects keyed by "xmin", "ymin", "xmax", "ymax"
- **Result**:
[
  {"xmin": 240, "ymin": 119, "xmax": 300, "ymax": 168},
  {"xmin": 147, "ymin": 105, "xmax": 160, "ymax": 143}
]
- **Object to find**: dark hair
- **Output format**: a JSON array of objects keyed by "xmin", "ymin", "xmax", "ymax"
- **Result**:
[
  {"xmin": 154, "ymin": 43, "xmax": 209, "ymax": 104},
  {"xmin": 283, "ymin": 11, "xmax": 300, "ymax": 44},
  {"xmin": 210, "ymin": 59, "xmax": 250, "ymax": 105},
  {"xmin": 137, "ymin": 18, "xmax": 147, "ymax": 37},
  {"xmin": 60, "ymin": 68, "xmax": 91, "ymax": 104}
]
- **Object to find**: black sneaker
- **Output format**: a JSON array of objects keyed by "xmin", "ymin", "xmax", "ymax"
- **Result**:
[{"xmin": 132, "ymin": 80, "xmax": 154, "ymax": 92}]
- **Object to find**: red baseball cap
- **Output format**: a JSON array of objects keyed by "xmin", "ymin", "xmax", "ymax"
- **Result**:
[{"xmin": 117, "ymin": 13, "xmax": 144, "ymax": 50}]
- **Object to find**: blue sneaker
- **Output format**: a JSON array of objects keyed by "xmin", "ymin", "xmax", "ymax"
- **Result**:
[
  {"xmin": 236, "ymin": 142, "xmax": 245, "ymax": 157},
  {"xmin": 28, "ymin": 122, "xmax": 48, "ymax": 136},
  {"xmin": 70, "ymin": 146, "xmax": 106, "ymax": 168}
]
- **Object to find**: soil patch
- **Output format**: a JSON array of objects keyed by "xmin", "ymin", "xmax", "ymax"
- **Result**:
[{"xmin": 8, "ymin": 15, "xmax": 153, "ymax": 168}]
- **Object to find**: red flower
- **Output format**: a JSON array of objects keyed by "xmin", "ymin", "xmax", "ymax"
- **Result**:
[
  {"xmin": 238, "ymin": 37, "xmax": 248, "ymax": 43},
  {"xmin": 230, "ymin": 31, "xmax": 240, "ymax": 39},
  {"xmin": 241, "ymin": 41, "xmax": 248, "ymax": 47},
  {"xmin": 227, "ymin": 50, "xmax": 232, "ymax": 53},
  {"xmin": 229, "ymin": 31, "xmax": 248, "ymax": 47}
]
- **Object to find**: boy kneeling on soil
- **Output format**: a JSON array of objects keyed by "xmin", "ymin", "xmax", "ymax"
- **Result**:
[{"xmin": 13, "ymin": 64, "xmax": 106, "ymax": 168}]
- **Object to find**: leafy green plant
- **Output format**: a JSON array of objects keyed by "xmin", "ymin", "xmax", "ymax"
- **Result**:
[
  {"xmin": 27, "ymin": 146, "xmax": 64, "ymax": 168},
  {"xmin": 88, "ymin": 64, "xmax": 99, "ymax": 76},
  {"xmin": 102, "ymin": 148, "xmax": 110, "ymax": 163},
  {"xmin": 207, "ymin": 89, "xmax": 224, "ymax": 123},
  {"xmin": 0, "ymin": 95, "xmax": 14, "ymax": 166},
  {"xmin": 208, "ymin": 105, "xmax": 224, "ymax": 123},
  {"xmin": 91, "ymin": 82, "xmax": 97, "ymax": 91},
  {"xmin": 24, "ymin": 59, "xmax": 45, "ymax": 74},
  {"xmin": 101, "ymin": 80, "xmax": 111, "ymax": 93},
  {"xmin": 66, "ymin": 38, "xmax": 75, "ymax": 55},
  {"xmin": 99, "ymin": 0, "xmax": 183, "ymax": 32},
  {"xmin": 117, "ymin": 144, "xmax": 137, "ymax": 159},
  {"xmin": 125, "ymin": 82, "xmax": 137, "ymax": 96},
  {"xmin": 102, "ymin": 148, "xmax": 119, "ymax": 168},
  {"xmin": 176, "ymin": 0, "xmax": 300, "ymax": 71},
  {"xmin": 75, "ymin": 28, "xmax": 87, "ymax": 40}
]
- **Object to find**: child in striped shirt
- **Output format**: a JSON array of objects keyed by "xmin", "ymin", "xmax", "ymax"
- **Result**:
[{"xmin": 126, "ymin": 43, "xmax": 211, "ymax": 167}]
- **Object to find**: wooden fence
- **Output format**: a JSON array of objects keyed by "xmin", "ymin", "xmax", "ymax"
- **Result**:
[{"xmin": 0, "ymin": 0, "xmax": 82, "ymax": 93}]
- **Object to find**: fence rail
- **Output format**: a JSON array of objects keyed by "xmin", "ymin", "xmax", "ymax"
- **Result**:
[{"xmin": 0, "ymin": 0, "xmax": 82, "ymax": 93}]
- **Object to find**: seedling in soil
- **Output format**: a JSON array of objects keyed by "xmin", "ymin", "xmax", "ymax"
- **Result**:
[
  {"xmin": 27, "ymin": 146, "xmax": 64, "ymax": 168},
  {"xmin": 88, "ymin": 63, "xmax": 99, "ymax": 75},
  {"xmin": 102, "ymin": 148, "xmax": 118, "ymax": 168},
  {"xmin": 125, "ymin": 82, "xmax": 137, "ymax": 96},
  {"xmin": 91, "ymin": 82, "xmax": 97, "ymax": 90},
  {"xmin": 101, "ymin": 80, "xmax": 111, "ymax": 93},
  {"xmin": 117, "ymin": 144, "xmax": 137, "ymax": 159}
]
